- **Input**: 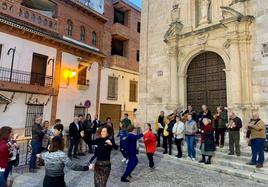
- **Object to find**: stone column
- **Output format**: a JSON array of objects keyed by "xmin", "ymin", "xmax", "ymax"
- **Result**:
[{"xmin": 168, "ymin": 43, "xmax": 179, "ymax": 106}]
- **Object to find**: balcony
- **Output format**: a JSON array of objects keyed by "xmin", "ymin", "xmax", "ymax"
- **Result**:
[
  {"xmin": 0, "ymin": 0, "xmax": 58, "ymax": 33},
  {"xmin": 111, "ymin": 23, "xmax": 130, "ymax": 40},
  {"xmin": 0, "ymin": 67, "xmax": 53, "ymax": 95},
  {"xmin": 77, "ymin": 77, "xmax": 90, "ymax": 90},
  {"xmin": 111, "ymin": 55, "xmax": 139, "ymax": 72}
]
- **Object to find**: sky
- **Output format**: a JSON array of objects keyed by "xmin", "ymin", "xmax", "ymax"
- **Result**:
[{"xmin": 129, "ymin": 0, "xmax": 141, "ymax": 8}]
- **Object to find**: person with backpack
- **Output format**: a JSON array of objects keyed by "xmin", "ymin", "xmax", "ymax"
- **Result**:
[{"xmin": 143, "ymin": 123, "xmax": 157, "ymax": 169}]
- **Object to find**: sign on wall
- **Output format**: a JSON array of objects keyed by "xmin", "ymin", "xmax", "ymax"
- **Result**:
[{"xmin": 78, "ymin": 0, "xmax": 104, "ymax": 14}]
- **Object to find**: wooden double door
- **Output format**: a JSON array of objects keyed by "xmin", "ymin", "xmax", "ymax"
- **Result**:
[{"xmin": 187, "ymin": 52, "xmax": 227, "ymax": 114}]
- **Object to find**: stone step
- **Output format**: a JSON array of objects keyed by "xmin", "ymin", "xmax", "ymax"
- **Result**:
[
  {"xmin": 139, "ymin": 147, "xmax": 268, "ymax": 185},
  {"xmin": 139, "ymin": 142, "xmax": 252, "ymax": 163}
]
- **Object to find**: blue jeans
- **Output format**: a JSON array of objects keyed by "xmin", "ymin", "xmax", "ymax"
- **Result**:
[
  {"xmin": 251, "ymin": 138, "xmax": 265, "ymax": 164},
  {"xmin": 0, "ymin": 171, "xmax": 6, "ymax": 187},
  {"xmin": 29, "ymin": 140, "xmax": 42, "ymax": 169},
  {"xmin": 186, "ymin": 135, "xmax": 196, "ymax": 158}
]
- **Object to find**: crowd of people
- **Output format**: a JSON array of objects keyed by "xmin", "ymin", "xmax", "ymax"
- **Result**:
[
  {"xmin": 0, "ymin": 105, "xmax": 267, "ymax": 187},
  {"xmin": 155, "ymin": 105, "xmax": 266, "ymax": 167}
]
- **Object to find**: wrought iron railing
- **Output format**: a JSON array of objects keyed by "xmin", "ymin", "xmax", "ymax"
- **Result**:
[{"xmin": 0, "ymin": 67, "xmax": 52, "ymax": 87}]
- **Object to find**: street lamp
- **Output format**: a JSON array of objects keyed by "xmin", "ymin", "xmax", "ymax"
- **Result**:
[
  {"xmin": 63, "ymin": 68, "xmax": 76, "ymax": 85},
  {"xmin": 7, "ymin": 47, "xmax": 16, "ymax": 82}
]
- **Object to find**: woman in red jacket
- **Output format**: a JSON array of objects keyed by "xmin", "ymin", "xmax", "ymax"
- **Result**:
[
  {"xmin": 143, "ymin": 123, "xmax": 157, "ymax": 169},
  {"xmin": 0, "ymin": 126, "xmax": 12, "ymax": 187}
]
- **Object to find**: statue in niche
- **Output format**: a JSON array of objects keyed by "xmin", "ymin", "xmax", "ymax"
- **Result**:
[
  {"xmin": 199, "ymin": 0, "xmax": 210, "ymax": 24},
  {"xmin": 171, "ymin": 0, "xmax": 181, "ymax": 22}
]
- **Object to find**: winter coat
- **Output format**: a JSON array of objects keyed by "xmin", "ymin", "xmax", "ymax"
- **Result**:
[{"xmin": 143, "ymin": 130, "xmax": 157, "ymax": 153}]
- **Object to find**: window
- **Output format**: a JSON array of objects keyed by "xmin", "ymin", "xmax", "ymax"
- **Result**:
[
  {"xmin": 129, "ymin": 81, "xmax": 138, "ymax": 102},
  {"xmin": 108, "ymin": 76, "xmax": 118, "ymax": 100},
  {"xmin": 111, "ymin": 38, "xmax": 126, "ymax": 56},
  {"xmin": 77, "ymin": 64, "xmax": 88, "ymax": 85},
  {"xmin": 25, "ymin": 104, "xmax": 44, "ymax": 136},
  {"xmin": 30, "ymin": 53, "xmax": 48, "ymax": 86},
  {"xmin": 136, "ymin": 50, "xmax": 140, "ymax": 62},
  {"xmin": 0, "ymin": 44, "xmax": 2, "ymax": 59},
  {"xmin": 114, "ymin": 8, "xmax": 125, "ymax": 25},
  {"xmin": 92, "ymin": 32, "xmax": 97, "ymax": 46},
  {"xmin": 137, "ymin": 22, "xmax": 141, "ymax": 33},
  {"xmin": 80, "ymin": 26, "xmax": 86, "ymax": 41},
  {"xmin": 74, "ymin": 105, "xmax": 86, "ymax": 117},
  {"xmin": 67, "ymin": 19, "xmax": 73, "ymax": 37}
]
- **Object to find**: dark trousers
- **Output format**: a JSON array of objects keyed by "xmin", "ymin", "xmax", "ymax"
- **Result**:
[
  {"xmin": 175, "ymin": 138, "xmax": 183, "ymax": 158},
  {"xmin": 120, "ymin": 140, "xmax": 128, "ymax": 159},
  {"xmin": 4, "ymin": 160, "xmax": 15, "ymax": 181},
  {"xmin": 251, "ymin": 138, "xmax": 265, "ymax": 164},
  {"xmin": 122, "ymin": 156, "xmax": 138, "ymax": 178},
  {"xmin": 84, "ymin": 133, "xmax": 93, "ymax": 152},
  {"xmin": 215, "ymin": 128, "xmax": 225, "ymax": 146},
  {"xmin": 168, "ymin": 133, "xmax": 173, "ymax": 155},
  {"xmin": 157, "ymin": 129, "xmax": 163, "ymax": 147},
  {"xmin": 29, "ymin": 140, "xmax": 42, "ymax": 169},
  {"xmin": 229, "ymin": 130, "xmax": 240, "ymax": 155},
  {"xmin": 0, "ymin": 171, "xmax": 6, "ymax": 187},
  {"xmin": 68, "ymin": 138, "xmax": 79, "ymax": 157},
  {"xmin": 43, "ymin": 175, "xmax": 65, "ymax": 187},
  {"xmin": 163, "ymin": 136, "xmax": 168, "ymax": 153},
  {"xmin": 146, "ymin": 153, "xmax": 154, "ymax": 168}
]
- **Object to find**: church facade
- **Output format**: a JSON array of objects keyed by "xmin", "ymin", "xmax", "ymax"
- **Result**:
[{"xmin": 139, "ymin": 0, "xmax": 268, "ymax": 126}]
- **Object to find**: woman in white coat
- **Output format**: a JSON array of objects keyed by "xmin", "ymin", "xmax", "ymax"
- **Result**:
[{"xmin": 172, "ymin": 116, "xmax": 185, "ymax": 158}]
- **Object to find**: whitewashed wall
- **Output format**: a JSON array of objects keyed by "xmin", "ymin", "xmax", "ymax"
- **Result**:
[
  {"xmin": 99, "ymin": 68, "xmax": 139, "ymax": 117},
  {"xmin": 56, "ymin": 52, "xmax": 99, "ymax": 128}
]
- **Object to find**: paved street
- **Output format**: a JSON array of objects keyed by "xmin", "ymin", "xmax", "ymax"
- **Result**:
[{"xmin": 11, "ymin": 150, "xmax": 267, "ymax": 187}]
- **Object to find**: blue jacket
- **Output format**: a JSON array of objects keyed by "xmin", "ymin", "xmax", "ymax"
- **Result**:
[{"xmin": 125, "ymin": 133, "xmax": 143, "ymax": 157}]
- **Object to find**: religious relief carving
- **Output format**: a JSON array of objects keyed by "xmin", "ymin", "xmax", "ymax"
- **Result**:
[
  {"xmin": 223, "ymin": 39, "xmax": 231, "ymax": 49},
  {"xmin": 197, "ymin": 33, "xmax": 209, "ymax": 47},
  {"xmin": 164, "ymin": 0, "xmax": 183, "ymax": 42},
  {"xmin": 199, "ymin": 0, "xmax": 211, "ymax": 24},
  {"xmin": 261, "ymin": 42, "xmax": 268, "ymax": 57},
  {"xmin": 171, "ymin": 0, "xmax": 181, "ymax": 22}
]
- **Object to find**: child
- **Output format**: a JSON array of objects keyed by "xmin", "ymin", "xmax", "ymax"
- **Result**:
[{"xmin": 143, "ymin": 123, "xmax": 157, "ymax": 168}]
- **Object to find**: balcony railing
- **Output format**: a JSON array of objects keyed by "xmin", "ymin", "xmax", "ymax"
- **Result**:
[
  {"xmin": 0, "ymin": 0, "xmax": 58, "ymax": 33},
  {"xmin": 0, "ymin": 67, "xmax": 52, "ymax": 87}
]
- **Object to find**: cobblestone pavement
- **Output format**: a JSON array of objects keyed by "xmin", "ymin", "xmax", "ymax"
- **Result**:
[{"xmin": 11, "ymin": 150, "xmax": 267, "ymax": 187}]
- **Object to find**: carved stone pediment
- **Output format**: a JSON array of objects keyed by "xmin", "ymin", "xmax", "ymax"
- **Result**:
[
  {"xmin": 221, "ymin": 6, "xmax": 244, "ymax": 21},
  {"xmin": 164, "ymin": 21, "xmax": 183, "ymax": 42}
]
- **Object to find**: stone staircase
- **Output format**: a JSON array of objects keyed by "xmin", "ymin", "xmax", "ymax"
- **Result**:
[{"xmin": 138, "ymin": 140, "xmax": 268, "ymax": 185}]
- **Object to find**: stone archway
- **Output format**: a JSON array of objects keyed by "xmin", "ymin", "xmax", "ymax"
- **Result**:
[{"xmin": 186, "ymin": 51, "xmax": 227, "ymax": 113}]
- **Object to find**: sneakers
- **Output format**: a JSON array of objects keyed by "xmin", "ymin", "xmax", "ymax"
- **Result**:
[
  {"xmin": 191, "ymin": 158, "xmax": 196, "ymax": 161},
  {"xmin": 186, "ymin": 157, "xmax": 192, "ymax": 160}
]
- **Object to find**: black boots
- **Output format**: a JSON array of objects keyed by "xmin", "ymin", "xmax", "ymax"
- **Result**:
[
  {"xmin": 121, "ymin": 176, "xmax": 130, "ymax": 182},
  {"xmin": 199, "ymin": 155, "xmax": 206, "ymax": 163},
  {"xmin": 205, "ymin": 156, "xmax": 212, "ymax": 165},
  {"xmin": 199, "ymin": 155, "xmax": 212, "ymax": 164}
]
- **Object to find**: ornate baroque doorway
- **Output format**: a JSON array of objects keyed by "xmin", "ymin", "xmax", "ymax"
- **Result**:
[{"xmin": 186, "ymin": 52, "xmax": 227, "ymax": 113}]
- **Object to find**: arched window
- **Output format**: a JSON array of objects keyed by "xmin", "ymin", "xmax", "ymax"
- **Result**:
[
  {"xmin": 92, "ymin": 32, "xmax": 97, "ymax": 46},
  {"xmin": 80, "ymin": 26, "xmax": 86, "ymax": 41},
  {"xmin": 67, "ymin": 19, "xmax": 73, "ymax": 37}
]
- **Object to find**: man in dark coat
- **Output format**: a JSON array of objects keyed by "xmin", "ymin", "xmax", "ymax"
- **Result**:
[
  {"xmin": 198, "ymin": 105, "xmax": 212, "ymax": 129},
  {"xmin": 68, "ymin": 116, "xmax": 82, "ymax": 159},
  {"xmin": 83, "ymin": 113, "xmax": 94, "ymax": 153},
  {"xmin": 29, "ymin": 116, "xmax": 45, "ymax": 172}
]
